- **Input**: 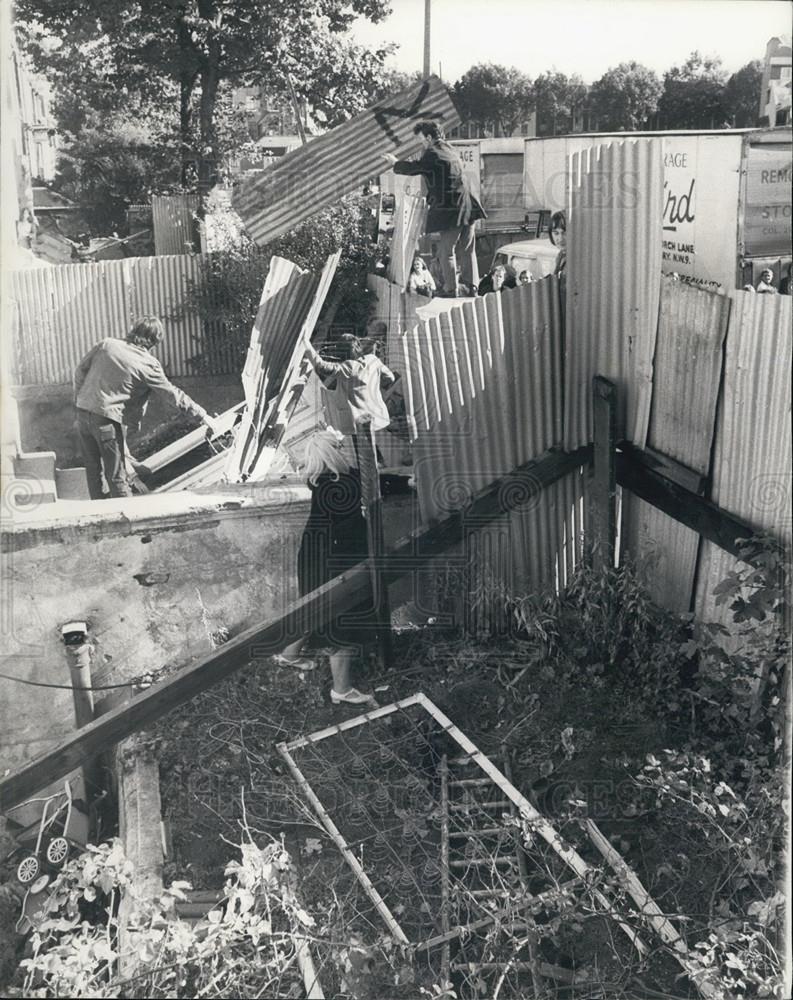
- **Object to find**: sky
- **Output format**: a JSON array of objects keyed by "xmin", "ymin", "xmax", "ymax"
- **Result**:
[{"xmin": 350, "ymin": 0, "xmax": 793, "ymax": 84}]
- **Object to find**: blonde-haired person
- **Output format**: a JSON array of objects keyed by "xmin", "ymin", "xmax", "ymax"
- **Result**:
[
  {"xmin": 274, "ymin": 427, "xmax": 377, "ymax": 706},
  {"xmin": 406, "ymin": 255, "xmax": 436, "ymax": 298},
  {"xmin": 73, "ymin": 316, "xmax": 219, "ymax": 498}
]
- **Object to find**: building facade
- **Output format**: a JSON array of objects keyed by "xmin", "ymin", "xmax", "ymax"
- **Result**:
[{"xmin": 759, "ymin": 36, "xmax": 792, "ymax": 126}]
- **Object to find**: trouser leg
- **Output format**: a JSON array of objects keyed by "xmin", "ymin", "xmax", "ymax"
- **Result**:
[
  {"xmin": 76, "ymin": 413, "xmax": 105, "ymax": 500},
  {"xmin": 437, "ymin": 226, "xmax": 462, "ymax": 294},
  {"xmin": 98, "ymin": 420, "xmax": 132, "ymax": 498},
  {"xmin": 456, "ymin": 224, "xmax": 479, "ymax": 290}
]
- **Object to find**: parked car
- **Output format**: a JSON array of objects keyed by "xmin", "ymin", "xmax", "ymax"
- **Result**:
[{"xmin": 491, "ymin": 238, "xmax": 560, "ymax": 282}]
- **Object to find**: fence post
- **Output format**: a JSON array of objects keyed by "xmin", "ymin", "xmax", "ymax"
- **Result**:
[
  {"xmin": 592, "ymin": 376, "xmax": 617, "ymax": 572},
  {"xmin": 353, "ymin": 417, "xmax": 393, "ymax": 671}
]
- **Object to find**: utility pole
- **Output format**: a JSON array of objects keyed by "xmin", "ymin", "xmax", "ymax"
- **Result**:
[{"xmin": 423, "ymin": 0, "xmax": 431, "ymax": 78}]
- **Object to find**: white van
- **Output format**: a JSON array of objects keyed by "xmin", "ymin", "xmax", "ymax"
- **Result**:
[{"xmin": 492, "ymin": 238, "xmax": 561, "ymax": 282}]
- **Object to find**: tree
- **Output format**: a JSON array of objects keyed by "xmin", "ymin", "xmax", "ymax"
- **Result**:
[
  {"xmin": 532, "ymin": 70, "xmax": 587, "ymax": 136},
  {"xmin": 452, "ymin": 63, "xmax": 534, "ymax": 136},
  {"xmin": 17, "ymin": 0, "xmax": 392, "ymax": 192},
  {"xmin": 53, "ymin": 103, "xmax": 183, "ymax": 233},
  {"xmin": 724, "ymin": 60, "xmax": 762, "ymax": 127},
  {"xmin": 589, "ymin": 61, "xmax": 662, "ymax": 131},
  {"xmin": 659, "ymin": 51, "xmax": 728, "ymax": 129},
  {"xmin": 191, "ymin": 192, "xmax": 381, "ymax": 373}
]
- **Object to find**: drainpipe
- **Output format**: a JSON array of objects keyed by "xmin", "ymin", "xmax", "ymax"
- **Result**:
[{"xmin": 61, "ymin": 621, "xmax": 94, "ymax": 728}]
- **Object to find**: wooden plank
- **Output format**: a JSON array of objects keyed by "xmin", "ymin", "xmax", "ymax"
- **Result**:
[
  {"xmin": 591, "ymin": 376, "xmax": 617, "ymax": 570},
  {"xmin": 617, "ymin": 446, "xmax": 764, "ymax": 559},
  {"xmin": 354, "ymin": 417, "xmax": 392, "ymax": 670},
  {"xmin": 0, "ymin": 445, "xmax": 590, "ymax": 810},
  {"xmin": 138, "ymin": 404, "xmax": 244, "ymax": 476}
]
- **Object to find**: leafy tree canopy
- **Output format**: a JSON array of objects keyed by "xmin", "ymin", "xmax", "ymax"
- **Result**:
[
  {"xmin": 724, "ymin": 60, "xmax": 762, "ymax": 127},
  {"xmin": 659, "ymin": 51, "xmax": 728, "ymax": 129},
  {"xmin": 17, "ymin": 0, "xmax": 393, "ymax": 191},
  {"xmin": 589, "ymin": 61, "xmax": 662, "ymax": 131},
  {"xmin": 452, "ymin": 63, "xmax": 533, "ymax": 136},
  {"xmin": 532, "ymin": 69, "xmax": 587, "ymax": 135}
]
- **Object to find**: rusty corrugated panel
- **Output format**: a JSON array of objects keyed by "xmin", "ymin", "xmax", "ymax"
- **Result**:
[
  {"xmin": 233, "ymin": 76, "xmax": 460, "ymax": 246},
  {"xmin": 152, "ymin": 194, "xmax": 200, "ymax": 255},
  {"xmin": 387, "ymin": 192, "xmax": 428, "ymax": 288},
  {"xmin": 623, "ymin": 277, "xmax": 732, "ymax": 612},
  {"xmin": 224, "ymin": 252, "xmax": 341, "ymax": 483},
  {"xmin": 9, "ymin": 255, "xmax": 232, "ymax": 385},
  {"xmin": 564, "ymin": 139, "xmax": 664, "ymax": 450},
  {"xmin": 695, "ymin": 289, "xmax": 792, "ymax": 627}
]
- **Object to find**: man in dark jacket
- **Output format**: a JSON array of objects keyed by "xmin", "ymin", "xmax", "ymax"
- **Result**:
[
  {"xmin": 384, "ymin": 121, "xmax": 486, "ymax": 296},
  {"xmin": 74, "ymin": 316, "xmax": 217, "ymax": 498}
]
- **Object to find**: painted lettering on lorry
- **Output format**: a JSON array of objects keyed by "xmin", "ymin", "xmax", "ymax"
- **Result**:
[{"xmin": 663, "ymin": 178, "xmax": 695, "ymax": 231}]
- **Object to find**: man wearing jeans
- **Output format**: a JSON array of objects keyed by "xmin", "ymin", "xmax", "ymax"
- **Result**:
[
  {"xmin": 74, "ymin": 316, "xmax": 217, "ymax": 498},
  {"xmin": 384, "ymin": 121, "xmax": 486, "ymax": 297}
]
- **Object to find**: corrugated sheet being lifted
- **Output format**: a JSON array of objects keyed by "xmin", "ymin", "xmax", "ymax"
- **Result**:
[
  {"xmin": 694, "ymin": 289, "xmax": 792, "ymax": 628},
  {"xmin": 564, "ymin": 139, "xmax": 663, "ymax": 450},
  {"xmin": 233, "ymin": 76, "xmax": 460, "ymax": 246},
  {"xmin": 224, "ymin": 252, "xmax": 341, "ymax": 482},
  {"xmin": 623, "ymin": 278, "xmax": 731, "ymax": 612}
]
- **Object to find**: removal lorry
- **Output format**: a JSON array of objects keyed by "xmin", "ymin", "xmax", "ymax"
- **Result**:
[{"xmin": 521, "ymin": 127, "xmax": 792, "ymax": 291}]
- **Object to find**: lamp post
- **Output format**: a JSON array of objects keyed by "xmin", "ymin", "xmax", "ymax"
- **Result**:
[{"xmin": 423, "ymin": 0, "xmax": 431, "ymax": 78}]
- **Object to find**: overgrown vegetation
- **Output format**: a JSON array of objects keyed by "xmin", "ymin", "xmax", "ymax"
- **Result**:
[
  {"xmin": 4, "ymin": 540, "xmax": 787, "ymax": 998},
  {"xmin": 188, "ymin": 192, "xmax": 380, "ymax": 375}
]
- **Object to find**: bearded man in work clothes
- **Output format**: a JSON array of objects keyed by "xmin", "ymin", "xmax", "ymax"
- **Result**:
[
  {"xmin": 384, "ymin": 120, "xmax": 486, "ymax": 297},
  {"xmin": 73, "ymin": 316, "xmax": 218, "ymax": 498}
]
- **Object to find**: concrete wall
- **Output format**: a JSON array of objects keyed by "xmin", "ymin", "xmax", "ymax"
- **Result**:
[
  {"xmin": 12, "ymin": 375, "xmax": 244, "ymax": 468},
  {"xmin": 0, "ymin": 486, "xmax": 310, "ymax": 771}
]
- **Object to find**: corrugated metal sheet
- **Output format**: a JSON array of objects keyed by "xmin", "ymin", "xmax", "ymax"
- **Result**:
[
  {"xmin": 152, "ymin": 194, "xmax": 200, "ymax": 255},
  {"xmin": 401, "ymin": 279, "xmax": 579, "ymax": 614},
  {"xmin": 9, "ymin": 255, "xmax": 231, "ymax": 384},
  {"xmin": 695, "ymin": 288, "xmax": 792, "ymax": 626},
  {"xmin": 233, "ymin": 76, "xmax": 460, "ymax": 246},
  {"xmin": 623, "ymin": 277, "xmax": 731, "ymax": 612},
  {"xmin": 225, "ymin": 251, "xmax": 341, "ymax": 482},
  {"xmin": 564, "ymin": 139, "xmax": 664, "ymax": 450},
  {"xmin": 367, "ymin": 274, "xmax": 423, "ymax": 369},
  {"xmin": 387, "ymin": 191, "xmax": 428, "ymax": 288}
]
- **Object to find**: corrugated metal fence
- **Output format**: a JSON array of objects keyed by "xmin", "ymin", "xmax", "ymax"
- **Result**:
[
  {"xmin": 400, "ymin": 277, "xmax": 587, "ymax": 617},
  {"xmin": 10, "ymin": 254, "xmax": 236, "ymax": 385},
  {"xmin": 564, "ymin": 139, "xmax": 664, "ymax": 450},
  {"xmin": 392, "ymin": 135, "xmax": 790, "ymax": 633}
]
